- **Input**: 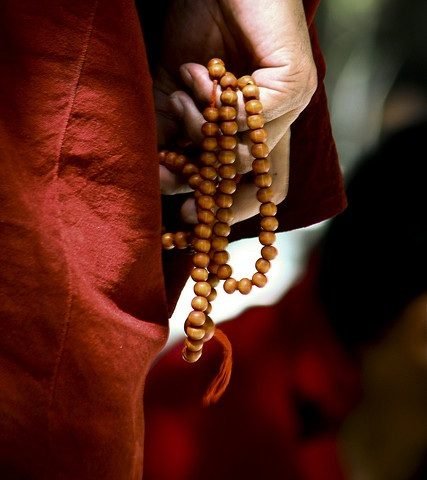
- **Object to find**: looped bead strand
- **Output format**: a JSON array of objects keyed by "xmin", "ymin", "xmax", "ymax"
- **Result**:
[{"xmin": 159, "ymin": 58, "xmax": 278, "ymax": 367}]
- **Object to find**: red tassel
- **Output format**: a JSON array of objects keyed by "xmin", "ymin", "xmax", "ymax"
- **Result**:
[{"xmin": 202, "ymin": 328, "xmax": 232, "ymax": 407}]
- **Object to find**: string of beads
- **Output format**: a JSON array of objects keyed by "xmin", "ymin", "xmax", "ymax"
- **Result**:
[{"xmin": 159, "ymin": 59, "xmax": 278, "ymax": 396}]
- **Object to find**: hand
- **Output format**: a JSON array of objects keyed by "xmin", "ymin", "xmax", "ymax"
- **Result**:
[{"xmin": 155, "ymin": 0, "xmax": 317, "ymax": 224}]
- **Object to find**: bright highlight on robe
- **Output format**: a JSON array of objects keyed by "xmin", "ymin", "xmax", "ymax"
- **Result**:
[{"xmin": 160, "ymin": 59, "xmax": 278, "ymax": 404}]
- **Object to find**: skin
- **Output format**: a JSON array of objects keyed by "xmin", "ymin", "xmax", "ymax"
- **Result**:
[{"xmin": 155, "ymin": 0, "xmax": 317, "ymax": 224}]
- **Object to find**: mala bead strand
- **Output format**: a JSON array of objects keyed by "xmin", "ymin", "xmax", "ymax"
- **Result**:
[
  {"xmin": 160, "ymin": 59, "xmax": 279, "ymax": 375},
  {"xmin": 183, "ymin": 71, "xmax": 223, "ymax": 362}
]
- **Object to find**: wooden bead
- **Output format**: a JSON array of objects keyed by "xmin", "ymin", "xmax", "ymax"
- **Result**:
[
  {"xmin": 215, "ymin": 194, "xmax": 233, "ymax": 209},
  {"xmin": 193, "ymin": 238, "xmax": 211, "ymax": 253},
  {"xmin": 203, "ymin": 107, "xmax": 219, "ymax": 122},
  {"xmin": 213, "ymin": 222, "xmax": 231, "ymax": 237},
  {"xmin": 201, "ymin": 137, "xmax": 218, "ymax": 151},
  {"xmin": 207, "ymin": 58, "xmax": 225, "ymax": 67},
  {"xmin": 202, "ymin": 315, "xmax": 215, "ymax": 342},
  {"xmin": 187, "ymin": 310, "xmax": 206, "ymax": 327},
  {"xmin": 205, "ymin": 303, "xmax": 212, "ymax": 314},
  {"xmin": 218, "ymin": 179, "xmax": 237, "ymax": 194},
  {"xmin": 237, "ymin": 75, "xmax": 255, "ymax": 89},
  {"xmin": 220, "ymin": 121, "xmax": 238, "ymax": 135},
  {"xmin": 261, "ymin": 245, "xmax": 278, "ymax": 260},
  {"xmin": 252, "ymin": 158, "xmax": 271, "ymax": 174},
  {"xmin": 207, "ymin": 262, "xmax": 218, "ymax": 274},
  {"xmin": 238, "ymin": 278, "xmax": 252, "ymax": 295},
  {"xmin": 216, "ymin": 208, "xmax": 234, "ymax": 223},
  {"xmin": 251, "ymin": 143, "xmax": 269, "ymax": 158},
  {"xmin": 194, "ymin": 223, "xmax": 212, "ymax": 239},
  {"xmin": 197, "ymin": 209, "xmax": 216, "ymax": 224},
  {"xmin": 259, "ymin": 231, "xmax": 276, "ymax": 246},
  {"xmin": 220, "ymin": 89, "xmax": 238, "ymax": 105},
  {"xmin": 218, "ymin": 150, "xmax": 236, "ymax": 165},
  {"xmin": 254, "ymin": 173, "xmax": 272, "ymax": 188},
  {"xmin": 199, "ymin": 180, "xmax": 216, "ymax": 196},
  {"xmin": 247, "ymin": 114, "xmax": 265, "ymax": 129},
  {"xmin": 255, "ymin": 258, "xmax": 271, "ymax": 273},
  {"xmin": 194, "ymin": 281, "xmax": 212, "ymax": 297},
  {"xmin": 211, "ymin": 236, "xmax": 228, "ymax": 250},
  {"xmin": 218, "ymin": 164, "xmax": 237, "ymax": 179},
  {"xmin": 173, "ymin": 231, "xmax": 189, "ymax": 249},
  {"xmin": 208, "ymin": 262, "xmax": 219, "ymax": 274},
  {"xmin": 249, "ymin": 128, "xmax": 268, "ymax": 143},
  {"xmin": 208, "ymin": 63, "xmax": 226, "ymax": 79},
  {"xmin": 182, "ymin": 348, "xmax": 203, "ymax": 363},
  {"xmin": 207, "ymin": 288, "xmax": 217, "ymax": 302},
  {"xmin": 193, "ymin": 253, "xmax": 210, "ymax": 268},
  {"xmin": 184, "ymin": 321, "xmax": 206, "ymax": 340},
  {"xmin": 252, "ymin": 272, "xmax": 267, "ymax": 288},
  {"xmin": 184, "ymin": 337, "xmax": 204, "ymax": 352},
  {"xmin": 223, "ymin": 277, "xmax": 237, "ymax": 293},
  {"xmin": 242, "ymin": 84, "xmax": 260, "ymax": 99},
  {"xmin": 219, "ymin": 106, "xmax": 237, "ymax": 121},
  {"xmin": 191, "ymin": 268, "xmax": 209, "ymax": 282},
  {"xmin": 207, "ymin": 275, "xmax": 220, "ymax": 287},
  {"xmin": 220, "ymin": 73, "xmax": 238, "ymax": 89},
  {"xmin": 182, "ymin": 163, "xmax": 198, "ymax": 177},
  {"xmin": 158, "ymin": 150, "xmax": 167, "ymax": 164},
  {"xmin": 164, "ymin": 151, "xmax": 177, "ymax": 167},
  {"xmin": 261, "ymin": 216, "xmax": 279, "ymax": 231},
  {"xmin": 197, "ymin": 195, "xmax": 215, "ymax": 210},
  {"xmin": 185, "ymin": 330, "xmax": 205, "ymax": 344},
  {"xmin": 245, "ymin": 99, "xmax": 263, "ymax": 115},
  {"xmin": 217, "ymin": 264, "xmax": 232, "ymax": 280},
  {"xmin": 188, "ymin": 173, "xmax": 202, "ymax": 189},
  {"xmin": 256, "ymin": 187, "xmax": 274, "ymax": 203},
  {"xmin": 260, "ymin": 202, "xmax": 277, "ymax": 217},
  {"xmin": 200, "ymin": 151, "xmax": 217, "ymax": 166},
  {"xmin": 212, "ymin": 250, "xmax": 229, "ymax": 265},
  {"xmin": 161, "ymin": 233, "xmax": 174, "ymax": 250},
  {"xmin": 201, "ymin": 122, "xmax": 220, "ymax": 137},
  {"xmin": 200, "ymin": 166, "xmax": 217, "ymax": 181},
  {"xmin": 174, "ymin": 154, "xmax": 187, "ymax": 170},
  {"xmin": 218, "ymin": 135, "xmax": 237, "ymax": 150},
  {"xmin": 191, "ymin": 295, "xmax": 209, "ymax": 311}
]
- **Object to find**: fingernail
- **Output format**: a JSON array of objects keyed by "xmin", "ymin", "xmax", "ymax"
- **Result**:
[
  {"xmin": 169, "ymin": 94, "xmax": 184, "ymax": 117},
  {"xmin": 181, "ymin": 199, "xmax": 198, "ymax": 224}
]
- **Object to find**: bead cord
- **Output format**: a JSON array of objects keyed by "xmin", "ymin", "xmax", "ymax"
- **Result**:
[{"xmin": 159, "ymin": 59, "xmax": 278, "ymax": 404}]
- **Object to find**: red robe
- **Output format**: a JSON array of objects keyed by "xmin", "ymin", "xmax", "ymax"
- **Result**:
[{"xmin": 0, "ymin": 0, "xmax": 344, "ymax": 477}]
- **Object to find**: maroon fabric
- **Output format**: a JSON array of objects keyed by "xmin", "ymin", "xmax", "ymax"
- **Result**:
[
  {"xmin": 0, "ymin": 0, "xmax": 345, "ymax": 478},
  {"xmin": 144, "ymin": 257, "xmax": 361, "ymax": 480},
  {"xmin": 0, "ymin": 1, "xmax": 168, "ymax": 478}
]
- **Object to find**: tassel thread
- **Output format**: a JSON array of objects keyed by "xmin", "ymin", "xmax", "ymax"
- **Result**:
[{"xmin": 202, "ymin": 328, "xmax": 232, "ymax": 407}]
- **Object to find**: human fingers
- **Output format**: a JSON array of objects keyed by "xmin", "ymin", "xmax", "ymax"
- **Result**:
[
  {"xmin": 169, "ymin": 89, "xmax": 248, "ymax": 174},
  {"xmin": 179, "ymin": 129, "xmax": 290, "ymax": 224},
  {"xmin": 228, "ymin": 129, "xmax": 290, "ymax": 225},
  {"xmin": 159, "ymin": 165, "xmax": 193, "ymax": 195},
  {"xmin": 234, "ymin": 112, "xmax": 296, "ymax": 174},
  {"xmin": 251, "ymin": 61, "xmax": 317, "ymax": 124}
]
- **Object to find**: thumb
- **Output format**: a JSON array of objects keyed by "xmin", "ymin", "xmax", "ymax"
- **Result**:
[
  {"xmin": 180, "ymin": 63, "xmax": 214, "ymax": 105},
  {"xmin": 169, "ymin": 91, "xmax": 205, "ymax": 144}
]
